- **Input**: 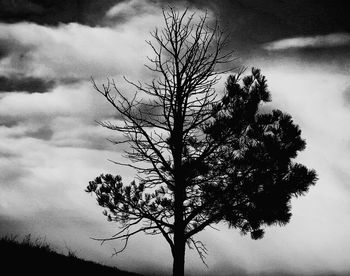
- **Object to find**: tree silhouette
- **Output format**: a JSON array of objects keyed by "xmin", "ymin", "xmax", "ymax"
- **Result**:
[{"xmin": 86, "ymin": 8, "xmax": 317, "ymax": 276}]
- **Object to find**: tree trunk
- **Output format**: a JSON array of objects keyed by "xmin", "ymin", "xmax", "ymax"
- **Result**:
[
  {"xmin": 172, "ymin": 173, "xmax": 186, "ymax": 276},
  {"xmin": 172, "ymin": 235, "xmax": 185, "ymax": 276},
  {"xmin": 172, "ymin": 87, "xmax": 186, "ymax": 275},
  {"xmin": 172, "ymin": 186, "xmax": 185, "ymax": 275},
  {"xmin": 172, "ymin": 142, "xmax": 186, "ymax": 276}
]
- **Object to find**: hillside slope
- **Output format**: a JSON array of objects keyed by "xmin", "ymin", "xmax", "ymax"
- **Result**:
[{"xmin": 0, "ymin": 236, "xmax": 141, "ymax": 276}]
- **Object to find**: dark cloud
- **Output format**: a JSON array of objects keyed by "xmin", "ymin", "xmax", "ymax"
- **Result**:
[
  {"xmin": 0, "ymin": 121, "xmax": 54, "ymax": 141},
  {"xmin": 144, "ymin": 1, "xmax": 350, "ymax": 68},
  {"xmin": 0, "ymin": 0, "xmax": 44, "ymax": 16},
  {"xmin": 191, "ymin": 0, "xmax": 350, "ymax": 45},
  {"xmin": 1, "ymin": 0, "xmax": 349, "ymax": 36},
  {"xmin": 0, "ymin": 117, "xmax": 18, "ymax": 128},
  {"xmin": 183, "ymin": 0, "xmax": 350, "ymax": 70},
  {"xmin": 0, "ymin": 75, "xmax": 55, "ymax": 93},
  {"xmin": 0, "ymin": 148, "xmax": 19, "ymax": 159},
  {"xmin": 343, "ymin": 86, "xmax": 350, "ymax": 106},
  {"xmin": 0, "ymin": 36, "xmax": 33, "ymax": 60},
  {"xmin": 0, "ymin": 44, "xmax": 9, "ymax": 59},
  {"xmin": 25, "ymin": 125, "xmax": 54, "ymax": 141},
  {"xmin": 55, "ymin": 135, "xmax": 117, "ymax": 151},
  {"xmin": 0, "ymin": 0, "xmax": 120, "ymax": 26}
]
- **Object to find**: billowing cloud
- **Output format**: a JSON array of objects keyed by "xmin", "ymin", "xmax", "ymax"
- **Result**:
[
  {"xmin": 0, "ymin": 82, "xmax": 99, "ymax": 119},
  {"xmin": 264, "ymin": 33, "xmax": 350, "ymax": 51},
  {"xmin": 0, "ymin": 21, "xmax": 155, "ymax": 80},
  {"xmin": 0, "ymin": 80, "xmax": 125, "ymax": 153}
]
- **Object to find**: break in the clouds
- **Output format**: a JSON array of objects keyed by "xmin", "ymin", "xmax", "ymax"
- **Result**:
[{"xmin": 264, "ymin": 33, "xmax": 350, "ymax": 51}]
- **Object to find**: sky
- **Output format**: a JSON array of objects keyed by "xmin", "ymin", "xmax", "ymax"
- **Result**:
[{"xmin": 0, "ymin": 0, "xmax": 350, "ymax": 275}]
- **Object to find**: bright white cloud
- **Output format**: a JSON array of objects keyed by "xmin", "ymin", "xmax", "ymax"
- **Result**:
[
  {"xmin": 0, "ymin": 1, "xmax": 211, "ymax": 83},
  {"xmin": 0, "ymin": 82, "xmax": 106, "ymax": 119},
  {"xmin": 264, "ymin": 33, "xmax": 350, "ymax": 50},
  {"xmin": 0, "ymin": 21, "xmax": 153, "ymax": 80}
]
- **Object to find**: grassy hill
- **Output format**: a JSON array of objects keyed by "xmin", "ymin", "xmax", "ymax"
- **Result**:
[{"xmin": 0, "ymin": 235, "xmax": 141, "ymax": 276}]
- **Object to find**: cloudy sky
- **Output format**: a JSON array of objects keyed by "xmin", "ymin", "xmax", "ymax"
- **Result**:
[{"xmin": 0, "ymin": 0, "xmax": 349, "ymax": 275}]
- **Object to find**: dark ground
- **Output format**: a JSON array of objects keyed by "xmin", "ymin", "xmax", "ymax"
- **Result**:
[{"xmin": 0, "ymin": 235, "xmax": 142, "ymax": 276}]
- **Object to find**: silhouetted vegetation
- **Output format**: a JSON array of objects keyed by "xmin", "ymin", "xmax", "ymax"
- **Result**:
[
  {"xmin": 0, "ymin": 235, "xmax": 141, "ymax": 276},
  {"xmin": 87, "ymin": 8, "xmax": 317, "ymax": 276}
]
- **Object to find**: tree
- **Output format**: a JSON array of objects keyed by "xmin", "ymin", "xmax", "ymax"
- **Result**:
[{"xmin": 86, "ymin": 8, "xmax": 317, "ymax": 276}]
